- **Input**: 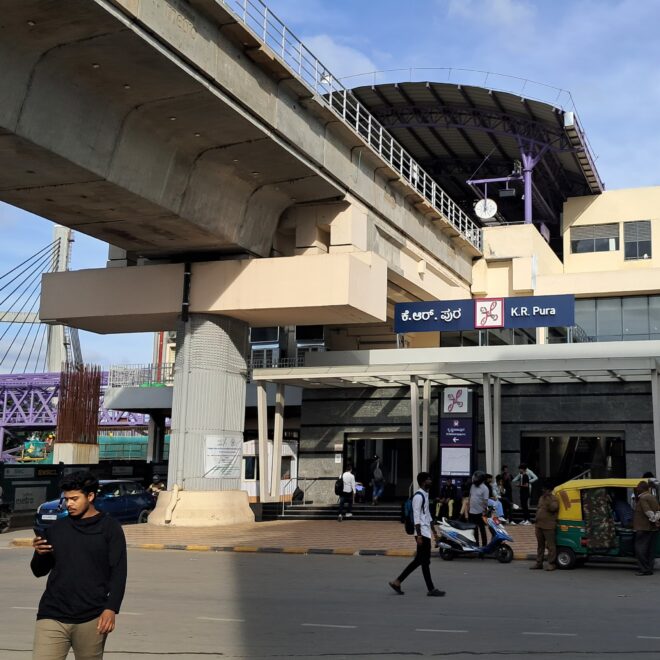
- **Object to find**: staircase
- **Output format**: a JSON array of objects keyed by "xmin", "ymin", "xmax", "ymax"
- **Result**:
[{"xmin": 261, "ymin": 502, "xmax": 402, "ymax": 522}]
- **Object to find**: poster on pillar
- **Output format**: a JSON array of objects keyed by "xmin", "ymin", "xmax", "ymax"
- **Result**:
[
  {"xmin": 204, "ymin": 434, "xmax": 243, "ymax": 479},
  {"xmin": 440, "ymin": 447, "xmax": 471, "ymax": 476}
]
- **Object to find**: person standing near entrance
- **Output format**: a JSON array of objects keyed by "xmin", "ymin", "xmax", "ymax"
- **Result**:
[
  {"xmin": 530, "ymin": 481, "xmax": 559, "ymax": 571},
  {"xmin": 633, "ymin": 480, "xmax": 660, "ymax": 576},
  {"xmin": 30, "ymin": 470, "xmax": 127, "ymax": 660},
  {"xmin": 370, "ymin": 455, "xmax": 386, "ymax": 505},
  {"xmin": 338, "ymin": 464, "xmax": 356, "ymax": 521},
  {"xmin": 388, "ymin": 472, "xmax": 444, "ymax": 597},
  {"xmin": 512, "ymin": 463, "xmax": 538, "ymax": 525}
]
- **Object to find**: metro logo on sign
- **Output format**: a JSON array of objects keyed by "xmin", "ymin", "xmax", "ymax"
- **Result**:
[{"xmin": 475, "ymin": 298, "xmax": 504, "ymax": 328}]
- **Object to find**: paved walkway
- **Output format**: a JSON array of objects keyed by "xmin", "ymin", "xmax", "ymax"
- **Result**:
[{"xmin": 12, "ymin": 519, "xmax": 538, "ymax": 558}]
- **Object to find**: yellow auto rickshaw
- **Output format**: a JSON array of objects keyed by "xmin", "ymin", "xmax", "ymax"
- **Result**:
[{"xmin": 554, "ymin": 478, "xmax": 660, "ymax": 569}]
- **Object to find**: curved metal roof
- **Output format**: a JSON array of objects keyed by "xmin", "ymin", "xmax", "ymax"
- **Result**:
[{"xmin": 351, "ymin": 82, "xmax": 603, "ymax": 231}]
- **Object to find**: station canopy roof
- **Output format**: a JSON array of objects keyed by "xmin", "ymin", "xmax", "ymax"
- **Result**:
[
  {"xmin": 252, "ymin": 341, "xmax": 660, "ymax": 389},
  {"xmin": 350, "ymin": 80, "xmax": 603, "ymax": 230}
]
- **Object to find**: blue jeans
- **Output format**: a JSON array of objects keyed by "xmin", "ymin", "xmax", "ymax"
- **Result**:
[{"xmin": 372, "ymin": 482, "xmax": 385, "ymax": 501}]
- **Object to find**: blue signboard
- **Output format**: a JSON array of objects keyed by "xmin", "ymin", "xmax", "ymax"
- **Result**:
[
  {"xmin": 440, "ymin": 418, "xmax": 473, "ymax": 447},
  {"xmin": 394, "ymin": 294, "xmax": 574, "ymax": 333}
]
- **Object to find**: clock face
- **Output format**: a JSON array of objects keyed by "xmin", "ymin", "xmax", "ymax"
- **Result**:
[{"xmin": 474, "ymin": 198, "xmax": 498, "ymax": 219}]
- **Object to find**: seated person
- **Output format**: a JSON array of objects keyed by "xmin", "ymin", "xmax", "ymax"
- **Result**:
[{"xmin": 610, "ymin": 489, "xmax": 633, "ymax": 528}]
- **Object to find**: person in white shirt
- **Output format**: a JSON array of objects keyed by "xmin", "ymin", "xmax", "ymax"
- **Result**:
[
  {"xmin": 338, "ymin": 464, "xmax": 356, "ymax": 521},
  {"xmin": 389, "ymin": 472, "xmax": 445, "ymax": 597},
  {"xmin": 512, "ymin": 463, "xmax": 539, "ymax": 524}
]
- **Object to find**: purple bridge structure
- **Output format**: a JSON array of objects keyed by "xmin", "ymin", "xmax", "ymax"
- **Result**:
[{"xmin": 0, "ymin": 372, "xmax": 151, "ymax": 458}]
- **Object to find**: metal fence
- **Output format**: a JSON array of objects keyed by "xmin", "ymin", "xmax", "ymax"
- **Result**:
[
  {"xmin": 108, "ymin": 363, "xmax": 175, "ymax": 388},
  {"xmin": 217, "ymin": 0, "xmax": 482, "ymax": 252}
]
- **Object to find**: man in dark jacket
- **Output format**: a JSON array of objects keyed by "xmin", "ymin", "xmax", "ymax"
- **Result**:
[
  {"xmin": 530, "ymin": 481, "xmax": 559, "ymax": 571},
  {"xmin": 633, "ymin": 480, "xmax": 660, "ymax": 576},
  {"xmin": 31, "ymin": 470, "xmax": 127, "ymax": 659}
]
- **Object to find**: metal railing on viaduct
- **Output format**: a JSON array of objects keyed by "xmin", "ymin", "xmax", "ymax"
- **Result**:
[{"xmin": 219, "ymin": 0, "xmax": 482, "ymax": 252}]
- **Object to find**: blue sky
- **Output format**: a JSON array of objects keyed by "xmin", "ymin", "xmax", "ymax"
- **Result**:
[{"xmin": 1, "ymin": 0, "xmax": 659, "ymax": 369}]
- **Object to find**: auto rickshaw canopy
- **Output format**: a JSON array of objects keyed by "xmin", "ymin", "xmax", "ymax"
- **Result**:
[{"xmin": 554, "ymin": 478, "xmax": 645, "ymax": 521}]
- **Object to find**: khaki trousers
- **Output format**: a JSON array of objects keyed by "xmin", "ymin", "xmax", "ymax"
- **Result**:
[
  {"xmin": 33, "ymin": 617, "xmax": 106, "ymax": 660},
  {"xmin": 535, "ymin": 526, "xmax": 557, "ymax": 567}
]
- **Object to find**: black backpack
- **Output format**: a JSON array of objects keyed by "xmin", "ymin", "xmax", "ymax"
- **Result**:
[{"xmin": 334, "ymin": 475, "xmax": 344, "ymax": 496}]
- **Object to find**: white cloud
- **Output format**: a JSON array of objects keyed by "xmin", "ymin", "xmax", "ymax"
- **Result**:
[{"xmin": 302, "ymin": 34, "xmax": 378, "ymax": 79}]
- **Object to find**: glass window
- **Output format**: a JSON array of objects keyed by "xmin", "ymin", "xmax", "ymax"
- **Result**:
[
  {"xmin": 624, "ymin": 221, "xmax": 652, "ymax": 260},
  {"xmin": 570, "ymin": 223, "xmax": 619, "ymax": 254},
  {"xmin": 250, "ymin": 327, "xmax": 279, "ymax": 343},
  {"xmin": 575, "ymin": 299, "xmax": 596, "ymax": 338},
  {"xmin": 622, "ymin": 297, "xmax": 649, "ymax": 336},
  {"xmin": 650, "ymin": 296, "xmax": 660, "ymax": 334},
  {"xmin": 596, "ymin": 298, "xmax": 622, "ymax": 339}
]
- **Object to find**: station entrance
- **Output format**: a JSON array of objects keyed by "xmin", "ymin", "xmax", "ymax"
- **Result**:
[
  {"xmin": 521, "ymin": 433, "xmax": 626, "ymax": 483},
  {"xmin": 344, "ymin": 433, "xmax": 413, "ymax": 502}
]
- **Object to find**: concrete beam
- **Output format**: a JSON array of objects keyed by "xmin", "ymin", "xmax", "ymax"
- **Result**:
[{"xmin": 40, "ymin": 251, "xmax": 388, "ymax": 333}]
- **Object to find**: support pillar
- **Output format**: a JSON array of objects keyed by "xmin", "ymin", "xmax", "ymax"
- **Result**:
[
  {"xmin": 483, "ymin": 373, "xmax": 494, "ymax": 475},
  {"xmin": 153, "ymin": 314, "xmax": 254, "ymax": 526},
  {"xmin": 0, "ymin": 426, "xmax": 4, "ymax": 456},
  {"xmin": 421, "ymin": 379, "xmax": 431, "ymax": 472},
  {"xmin": 493, "ymin": 377, "xmax": 501, "ymax": 476},
  {"xmin": 652, "ymin": 364, "xmax": 660, "ymax": 478},
  {"xmin": 146, "ymin": 413, "xmax": 166, "ymax": 464},
  {"xmin": 410, "ymin": 376, "xmax": 420, "ymax": 484},
  {"xmin": 519, "ymin": 143, "xmax": 548, "ymax": 225},
  {"xmin": 269, "ymin": 384, "xmax": 285, "ymax": 501},
  {"xmin": 256, "ymin": 381, "xmax": 270, "ymax": 502}
]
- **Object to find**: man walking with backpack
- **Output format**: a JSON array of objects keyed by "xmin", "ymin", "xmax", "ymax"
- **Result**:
[
  {"xmin": 389, "ymin": 472, "xmax": 444, "ymax": 597},
  {"xmin": 337, "ymin": 463, "xmax": 355, "ymax": 521}
]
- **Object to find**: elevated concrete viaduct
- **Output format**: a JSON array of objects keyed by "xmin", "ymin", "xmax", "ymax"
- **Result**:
[{"xmin": 0, "ymin": 0, "xmax": 483, "ymax": 519}]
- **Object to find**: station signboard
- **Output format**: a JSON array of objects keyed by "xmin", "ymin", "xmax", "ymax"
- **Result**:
[{"xmin": 394, "ymin": 294, "xmax": 574, "ymax": 333}]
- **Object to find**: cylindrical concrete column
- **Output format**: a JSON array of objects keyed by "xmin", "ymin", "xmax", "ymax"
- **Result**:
[{"xmin": 167, "ymin": 314, "xmax": 249, "ymax": 492}]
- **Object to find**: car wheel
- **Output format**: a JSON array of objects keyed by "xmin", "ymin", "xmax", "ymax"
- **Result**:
[
  {"xmin": 496, "ymin": 544, "xmax": 514, "ymax": 563},
  {"xmin": 137, "ymin": 510, "xmax": 150, "ymax": 524},
  {"xmin": 556, "ymin": 546, "xmax": 577, "ymax": 570},
  {"xmin": 439, "ymin": 548, "xmax": 454, "ymax": 561}
]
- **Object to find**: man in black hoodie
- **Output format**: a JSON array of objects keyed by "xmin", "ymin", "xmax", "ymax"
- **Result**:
[{"xmin": 31, "ymin": 470, "xmax": 127, "ymax": 659}]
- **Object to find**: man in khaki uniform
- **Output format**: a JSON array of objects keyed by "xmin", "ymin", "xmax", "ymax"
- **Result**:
[
  {"xmin": 633, "ymin": 480, "xmax": 660, "ymax": 576},
  {"xmin": 530, "ymin": 481, "xmax": 559, "ymax": 571}
]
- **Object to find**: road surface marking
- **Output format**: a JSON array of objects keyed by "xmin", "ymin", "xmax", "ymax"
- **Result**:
[
  {"xmin": 638, "ymin": 636, "xmax": 660, "ymax": 640},
  {"xmin": 416, "ymin": 629, "xmax": 468, "ymax": 634},
  {"xmin": 522, "ymin": 632, "xmax": 577, "ymax": 637},
  {"xmin": 197, "ymin": 617, "xmax": 245, "ymax": 623},
  {"xmin": 121, "ymin": 612, "xmax": 143, "ymax": 616},
  {"xmin": 302, "ymin": 623, "xmax": 357, "ymax": 629},
  {"xmin": 11, "ymin": 607, "xmax": 38, "ymax": 611}
]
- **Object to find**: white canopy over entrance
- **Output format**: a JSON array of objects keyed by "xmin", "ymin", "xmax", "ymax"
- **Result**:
[{"xmin": 252, "ymin": 341, "xmax": 660, "ymax": 499}]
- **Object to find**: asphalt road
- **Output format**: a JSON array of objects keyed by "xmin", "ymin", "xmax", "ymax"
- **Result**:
[{"xmin": 1, "ymin": 541, "xmax": 658, "ymax": 659}]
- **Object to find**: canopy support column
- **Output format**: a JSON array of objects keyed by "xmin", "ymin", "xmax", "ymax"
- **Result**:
[
  {"xmin": 270, "ymin": 384, "xmax": 285, "ymax": 501},
  {"xmin": 410, "ymin": 376, "xmax": 420, "ymax": 483},
  {"xmin": 483, "ymin": 373, "xmax": 494, "ymax": 475},
  {"xmin": 257, "ymin": 381, "xmax": 270, "ymax": 502},
  {"xmin": 493, "ymin": 377, "xmax": 502, "ymax": 476},
  {"xmin": 652, "ymin": 363, "xmax": 660, "ymax": 478},
  {"xmin": 421, "ymin": 379, "xmax": 431, "ymax": 472}
]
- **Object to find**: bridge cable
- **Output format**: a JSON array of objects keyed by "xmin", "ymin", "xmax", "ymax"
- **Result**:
[
  {"xmin": 0, "ymin": 240, "xmax": 58, "ymax": 289},
  {"xmin": 0, "ymin": 244, "xmax": 59, "ymax": 308}
]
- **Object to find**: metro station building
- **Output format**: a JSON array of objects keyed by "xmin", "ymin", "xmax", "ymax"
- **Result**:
[{"xmin": 14, "ymin": 1, "xmax": 659, "ymax": 515}]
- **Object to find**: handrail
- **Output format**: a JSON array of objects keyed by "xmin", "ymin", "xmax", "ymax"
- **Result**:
[
  {"xmin": 217, "ymin": 0, "xmax": 482, "ymax": 253},
  {"xmin": 572, "ymin": 469, "xmax": 592, "ymax": 480}
]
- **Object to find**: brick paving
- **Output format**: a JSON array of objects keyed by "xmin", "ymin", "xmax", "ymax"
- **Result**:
[{"xmin": 12, "ymin": 519, "xmax": 538, "ymax": 557}]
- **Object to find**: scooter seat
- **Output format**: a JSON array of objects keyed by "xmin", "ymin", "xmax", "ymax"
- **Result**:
[{"xmin": 444, "ymin": 519, "xmax": 476, "ymax": 531}]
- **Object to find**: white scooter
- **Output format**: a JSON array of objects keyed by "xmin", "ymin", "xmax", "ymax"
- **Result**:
[{"xmin": 436, "ymin": 514, "xmax": 514, "ymax": 563}]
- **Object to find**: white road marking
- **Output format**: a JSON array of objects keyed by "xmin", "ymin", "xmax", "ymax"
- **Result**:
[
  {"xmin": 120, "ymin": 612, "xmax": 143, "ymax": 616},
  {"xmin": 11, "ymin": 607, "xmax": 38, "ymax": 611},
  {"xmin": 416, "ymin": 629, "xmax": 468, "ymax": 634},
  {"xmin": 302, "ymin": 623, "xmax": 357, "ymax": 629},
  {"xmin": 197, "ymin": 617, "xmax": 245, "ymax": 623},
  {"xmin": 522, "ymin": 632, "xmax": 577, "ymax": 637},
  {"xmin": 638, "ymin": 636, "xmax": 660, "ymax": 640}
]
